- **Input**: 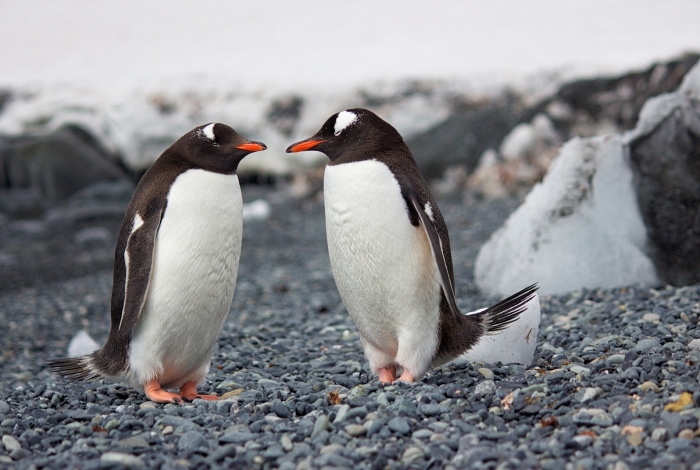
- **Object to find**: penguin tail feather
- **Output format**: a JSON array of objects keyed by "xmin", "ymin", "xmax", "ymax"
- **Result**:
[
  {"xmin": 47, "ymin": 355, "xmax": 102, "ymax": 382},
  {"xmin": 472, "ymin": 283, "xmax": 539, "ymax": 334}
]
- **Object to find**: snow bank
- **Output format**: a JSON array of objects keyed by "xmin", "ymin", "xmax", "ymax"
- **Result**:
[
  {"xmin": 475, "ymin": 135, "xmax": 658, "ymax": 296},
  {"xmin": 0, "ymin": 82, "xmax": 454, "ymax": 176},
  {"xmin": 475, "ymin": 62, "xmax": 700, "ymax": 297}
]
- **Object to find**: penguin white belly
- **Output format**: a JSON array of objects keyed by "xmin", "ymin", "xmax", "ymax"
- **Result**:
[
  {"xmin": 127, "ymin": 169, "xmax": 242, "ymax": 389},
  {"xmin": 324, "ymin": 160, "xmax": 441, "ymax": 367}
]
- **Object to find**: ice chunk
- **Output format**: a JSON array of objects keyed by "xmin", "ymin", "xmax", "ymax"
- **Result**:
[
  {"xmin": 463, "ymin": 293, "xmax": 540, "ymax": 365},
  {"xmin": 68, "ymin": 330, "xmax": 100, "ymax": 358},
  {"xmin": 475, "ymin": 134, "xmax": 658, "ymax": 296},
  {"xmin": 242, "ymin": 199, "xmax": 271, "ymax": 222}
]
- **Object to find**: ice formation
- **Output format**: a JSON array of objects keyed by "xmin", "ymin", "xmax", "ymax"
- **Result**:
[
  {"xmin": 475, "ymin": 135, "xmax": 658, "ymax": 296},
  {"xmin": 475, "ymin": 62, "xmax": 700, "ymax": 297},
  {"xmin": 463, "ymin": 293, "xmax": 540, "ymax": 365}
]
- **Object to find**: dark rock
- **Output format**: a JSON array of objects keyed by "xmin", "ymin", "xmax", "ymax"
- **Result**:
[
  {"xmin": 629, "ymin": 99, "xmax": 700, "ymax": 286},
  {"xmin": 406, "ymin": 96, "xmax": 524, "ymax": 178},
  {"xmin": 272, "ymin": 401, "xmax": 290, "ymax": 418},
  {"xmin": 0, "ymin": 127, "xmax": 128, "ymax": 216},
  {"xmin": 554, "ymin": 54, "xmax": 699, "ymax": 132}
]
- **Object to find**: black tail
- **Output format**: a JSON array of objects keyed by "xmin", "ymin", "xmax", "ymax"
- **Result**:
[
  {"xmin": 472, "ymin": 283, "xmax": 539, "ymax": 334},
  {"xmin": 47, "ymin": 355, "xmax": 102, "ymax": 381}
]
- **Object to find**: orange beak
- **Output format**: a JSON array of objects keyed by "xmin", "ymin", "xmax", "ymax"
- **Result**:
[
  {"xmin": 236, "ymin": 142, "xmax": 267, "ymax": 152},
  {"xmin": 286, "ymin": 139, "xmax": 324, "ymax": 153}
]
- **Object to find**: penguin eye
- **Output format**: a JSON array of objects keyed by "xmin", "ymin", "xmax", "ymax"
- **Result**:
[
  {"xmin": 201, "ymin": 123, "xmax": 217, "ymax": 143},
  {"xmin": 334, "ymin": 111, "xmax": 357, "ymax": 136}
]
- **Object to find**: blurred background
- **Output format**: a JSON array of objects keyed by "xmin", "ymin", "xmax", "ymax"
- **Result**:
[{"xmin": 0, "ymin": 0, "xmax": 699, "ymax": 293}]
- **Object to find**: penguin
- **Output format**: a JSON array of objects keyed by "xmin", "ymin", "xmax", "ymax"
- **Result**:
[
  {"xmin": 287, "ymin": 109, "xmax": 537, "ymax": 383},
  {"xmin": 48, "ymin": 123, "xmax": 266, "ymax": 403}
]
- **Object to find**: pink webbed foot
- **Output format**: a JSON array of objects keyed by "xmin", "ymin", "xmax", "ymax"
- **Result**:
[
  {"xmin": 395, "ymin": 371, "xmax": 416, "ymax": 383},
  {"xmin": 145, "ymin": 380, "xmax": 182, "ymax": 404},
  {"xmin": 378, "ymin": 366, "xmax": 397, "ymax": 384},
  {"xmin": 180, "ymin": 381, "xmax": 218, "ymax": 401}
]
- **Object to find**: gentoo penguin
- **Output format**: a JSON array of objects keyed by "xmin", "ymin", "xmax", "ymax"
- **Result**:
[
  {"xmin": 287, "ymin": 109, "xmax": 537, "ymax": 383},
  {"xmin": 48, "ymin": 123, "xmax": 266, "ymax": 403}
]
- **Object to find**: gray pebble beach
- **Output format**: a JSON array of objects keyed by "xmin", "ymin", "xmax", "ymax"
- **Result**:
[{"xmin": 1, "ymin": 186, "xmax": 700, "ymax": 469}]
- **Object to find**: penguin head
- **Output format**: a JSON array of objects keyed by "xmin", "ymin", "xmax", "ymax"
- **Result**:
[
  {"xmin": 172, "ymin": 123, "xmax": 266, "ymax": 174},
  {"xmin": 286, "ymin": 108, "xmax": 404, "ymax": 162}
]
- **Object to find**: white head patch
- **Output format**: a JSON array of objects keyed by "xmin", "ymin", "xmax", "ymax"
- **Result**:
[
  {"xmin": 202, "ymin": 123, "xmax": 216, "ymax": 141},
  {"xmin": 334, "ymin": 111, "xmax": 357, "ymax": 136}
]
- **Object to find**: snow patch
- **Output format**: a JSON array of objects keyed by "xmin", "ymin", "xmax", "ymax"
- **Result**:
[
  {"xmin": 334, "ymin": 111, "xmax": 357, "ymax": 136},
  {"xmin": 475, "ymin": 135, "xmax": 659, "ymax": 296},
  {"xmin": 68, "ymin": 330, "xmax": 100, "ymax": 358},
  {"xmin": 242, "ymin": 199, "xmax": 271, "ymax": 222},
  {"xmin": 463, "ymin": 293, "xmax": 540, "ymax": 365}
]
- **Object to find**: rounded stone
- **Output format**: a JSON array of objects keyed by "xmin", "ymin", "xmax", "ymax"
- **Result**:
[
  {"xmin": 345, "ymin": 424, "xmax": 367, "ymax": 437},
  {"xmin": 401, "ymin": 446, "xmax": 424, "ymax": 464},
  {"xmin": 478, "ymin": 368, "xmax": 494, "ymax": 380},
  {"xmin": 678, "ymin": 429, "xmax": 695, "ymax": 440},
  {"xmin": 642, "ymin": 313, "xmax": 660, "ymax": 323},
  {"xmin": 388, "ymin": 417, "xmax": 410, "ymax": 435},
  {"xmin": 177, "ymin": 430, "xmax": 209, "ymax": 451},
  {"xmin": 639, "ymin": 381, "xmax": 660, "ymax": 393}
]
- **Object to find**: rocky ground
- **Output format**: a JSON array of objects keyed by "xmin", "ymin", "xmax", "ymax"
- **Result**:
[{"xmin": 1, "ymin": 184, "xmax": 700, "ymax": 469}]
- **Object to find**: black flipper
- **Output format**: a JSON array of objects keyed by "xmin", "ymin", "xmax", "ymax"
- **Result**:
[
  {"xmin": 115, "ymin": 209, "xmax": 162, "ymax": 341},
  {"xmin": 47, "ymin": 208, "xmax": 163, "ymax": 381},
  {"xmin": 406, "ymin": 190, "xmax": 462, "ymax": 322}
]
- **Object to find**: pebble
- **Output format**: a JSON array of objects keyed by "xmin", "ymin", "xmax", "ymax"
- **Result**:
[
  {"xmin": 651, "ymin": 427, "xmax": 669, "ymax": 442},
  {"xmin": 4, "ymin": 188, "xmax": 700, "ymax": 469},
  {"xmin": 178, "ymin": 430, "xmax": 209, "ymax": 451},
  {"xmin": 643, "ymin": 313, "xmax": 661, "ymax": 323},
  {"xmin": 402, "ymin": 446, "xmax": 424, "ymax": 464},
  {"xmin": 636, "ymin": 338, "xmax": 660, "ymax": 352},
  {"xmin": 687, "ymin": 339, "xmax": 700, "ymax": 351},
  {"xmin": 281, "ymin": 434, "xmax": 293, "ymax": 451},
  {"xmin": 606, "ymin": 354, "xmax": 625, "ymax": 365},
  {"xmin": 573, "ymin": 409, "xmax": 613, "ymax": 427},
  {"xmin": 2, "ymin": 435, "xmax": 20, "ymax": 452},
  {"xmin": 100, "ymin": 452, "xmax": 143, "ymax": 468},
  {"xmin": 345, "ymin": 424, "xmax": 367, "ymax": 436},
  {"xmin": 474, "ymin": 380, "xmax": 496, "ymax": 397},
  {"xmin": 388, "ymin": 417, "xmax": 410, "ymax": 435}
]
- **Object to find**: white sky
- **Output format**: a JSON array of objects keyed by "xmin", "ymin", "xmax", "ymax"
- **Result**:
[{"xmin": 1, "ymin": 0, "xmax": 699, "ymax": 90}]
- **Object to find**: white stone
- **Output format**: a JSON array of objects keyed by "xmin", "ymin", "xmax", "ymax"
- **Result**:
[
  {"xmin": 242, "ymin": 199, "xmax": 271, "ymax": 222},
  {"xmin": 499, "ymin": 123, "xmax": 537, "ymax": 161},
  {"xmin": 68, "ymin": 330, "xmax": 100, "ymax": 358},
  {"xmin": 2, "ymin": 435, "xmax": 21, "ymax": 451}
]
